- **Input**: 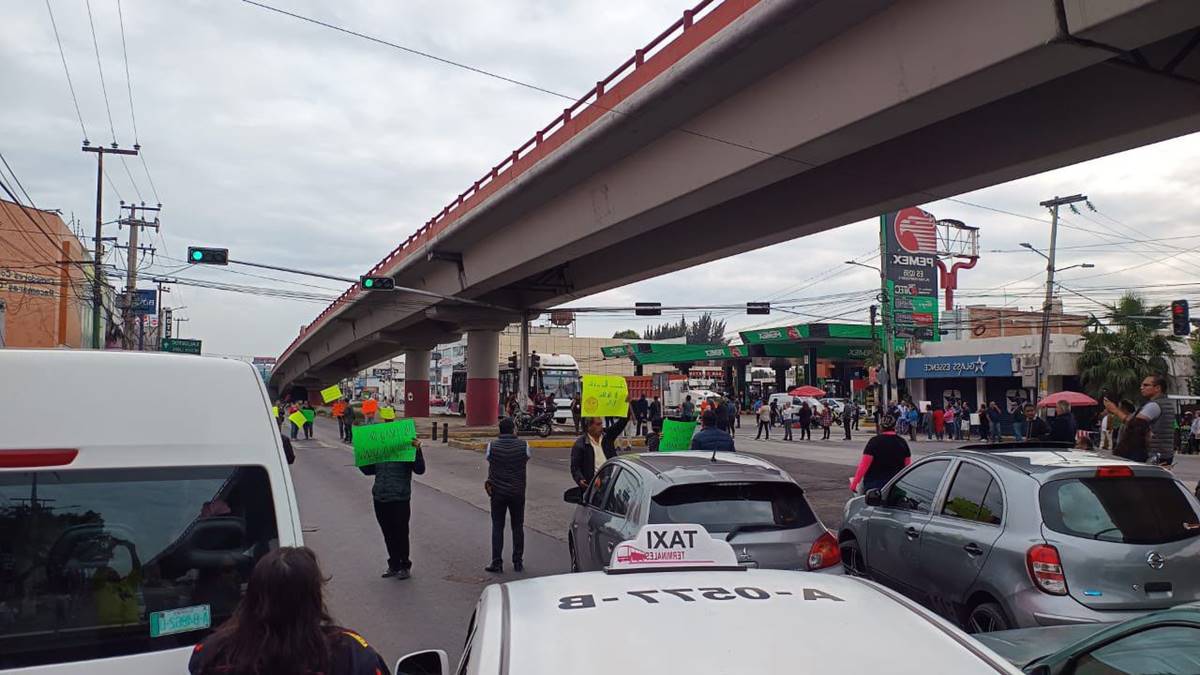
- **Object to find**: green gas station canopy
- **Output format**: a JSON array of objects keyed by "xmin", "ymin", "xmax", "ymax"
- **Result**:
[{"xmin": 602, "ymin": 322, "xmax": 875, "ymax": 366}]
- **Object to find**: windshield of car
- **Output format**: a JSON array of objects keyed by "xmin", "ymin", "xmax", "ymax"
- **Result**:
[
  {"xmin": 648, "ymin": 482, "xmax": 815, "ymax": 534},
  {"xmin": 1039, "ymin": 477, "xmax": 1200, "ymax": 544},
  {"xmin": 0, "ymin": 465, "xmax": 280, "ymax": 669}
]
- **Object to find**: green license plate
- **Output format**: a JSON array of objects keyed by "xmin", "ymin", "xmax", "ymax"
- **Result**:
[{"xmin": 149, "ymin": 604, "xmax": 211, "ymax": 638}]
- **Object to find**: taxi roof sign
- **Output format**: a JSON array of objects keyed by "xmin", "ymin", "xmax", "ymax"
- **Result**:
[{"xmin": 607, "ymin": 524, "xmax": 740, "ymax": 573}]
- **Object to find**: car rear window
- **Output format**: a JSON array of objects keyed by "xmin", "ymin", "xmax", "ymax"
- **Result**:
[
  {"xmin": 1039, "ymin": 477, "xmax": 1200, "ymax": 544},
  {"xmin": 648, "ymin": 482, "xmax": 816, "ymax": 533},
  {"xmin": 0, "ymin": 465, "xmax": 280, "ymax": 669}
]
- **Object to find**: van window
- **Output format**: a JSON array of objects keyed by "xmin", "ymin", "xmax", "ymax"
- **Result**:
[
  {"xmin": 0, "ymin": 465, "xmax": 280, "ymax": 669},
  {"xmin": 1040, "ymin": 477, "xmax": 1200, "ymax": 544}
]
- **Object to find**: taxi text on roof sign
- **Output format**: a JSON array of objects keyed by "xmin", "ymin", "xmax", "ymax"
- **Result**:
[{"xmin": 608, "ymin": 524, "xmax": 739, "ymax": 572}]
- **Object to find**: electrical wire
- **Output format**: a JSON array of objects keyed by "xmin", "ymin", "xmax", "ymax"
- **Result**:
[
  {"xmin": 116, "ymin": 0, "xmax": 138, "ymax": 144},
  {"xmin": 84, "ymin": 0, "xmax": 118, "ymax": 144},
  {"xmin": 44, "ymin": 0, "xmax": 89, "ymax": 142}
]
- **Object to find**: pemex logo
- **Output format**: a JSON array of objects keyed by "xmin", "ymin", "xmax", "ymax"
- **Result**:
[{"xmin": 893, "ymin": 207, "xmax": 938, "ymax": 254}]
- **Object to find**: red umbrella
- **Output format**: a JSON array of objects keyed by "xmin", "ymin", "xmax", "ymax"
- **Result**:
[
  {"xmin": 1038, "ymin": 391, "xmax": 1098, "ymax": 408},
  {"xmin": 789, "ymin": 385, "xmax": 826, "ymax": 398}
]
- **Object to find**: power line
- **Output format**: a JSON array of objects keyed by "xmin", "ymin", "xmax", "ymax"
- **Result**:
[
  {"xmin": 84, "ymin": 0, "xmax": 118, "ymax": 144},
  {"xmin": 139, "ymin": 151, "xmax": 161, "ymax": 202},
  {"xmin": 44, "ymin": 0, "xmax": 89, "ymax": 142},
  {"xmin": 115, "ymin": 0, "xmax": 138, "ymax": 143}
]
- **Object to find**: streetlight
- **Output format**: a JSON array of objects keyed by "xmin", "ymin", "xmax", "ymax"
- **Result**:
[
  {"xmin": 1019, "ymin": 244, "xmax": 1094, "ymax": 272},
  {"xmin": 845, "ymin": 260, "xmax": 892, "ymax": 408}
]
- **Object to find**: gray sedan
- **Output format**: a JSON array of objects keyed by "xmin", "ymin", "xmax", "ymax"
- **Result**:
[
  {"xmin": 839, "ymin": 445, "xmax": 1200, "ymax": 633},
  {"xmin": 565, "ymin": 451, "xmax": 842, "ymax": 574}
]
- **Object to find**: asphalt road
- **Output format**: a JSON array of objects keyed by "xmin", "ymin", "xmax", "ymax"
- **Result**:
[{"xmin": 288, "ymin": 416, "xmax": 1200, "ymax": 667}]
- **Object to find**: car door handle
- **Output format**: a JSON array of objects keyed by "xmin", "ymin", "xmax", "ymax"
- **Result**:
[
  {"xmin": 905, "ymin": 526, "xmax": 919, "ymax": 541},
  {"xmin": 963, "ymin": 543, "xmax": 984, "ymax": 556}
]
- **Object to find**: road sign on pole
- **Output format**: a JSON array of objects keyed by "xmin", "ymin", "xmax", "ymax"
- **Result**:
[{"xmin": 160, "ymin": 337, "xmax": 202, "ymax": 354}]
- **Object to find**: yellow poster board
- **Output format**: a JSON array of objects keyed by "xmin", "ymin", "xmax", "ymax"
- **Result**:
[
  {"xmin": 320, "ymin": 384, "xmax": 343, "ymax": 404},
  {"xmin": 380, "ymin": 406, "xmax": 396, "ymax": 420},
  {"xmin": 272, "ymin": 406, "xmax": 279, "ymax": 418},
  {"xmin": 581, "ymin": 375, "xmax": 628, "ymax": 417},
  {"xmin": 288, "ymin": 411, "xmax": 307, "ymax": 428}
]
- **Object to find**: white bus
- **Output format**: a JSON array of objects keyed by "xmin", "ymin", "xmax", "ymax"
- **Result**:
[{"xmin": 450, "ymin": 353, "xmax": 582, "ymax": 424}]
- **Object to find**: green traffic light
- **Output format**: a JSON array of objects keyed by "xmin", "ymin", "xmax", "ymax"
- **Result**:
[
  {"xmin": 364, "ymin": 278, "xmax": 374, "ymax": 288},
  {"xmin": 191, "ymin": 250, "xmax": 203, "ymax": 261}
]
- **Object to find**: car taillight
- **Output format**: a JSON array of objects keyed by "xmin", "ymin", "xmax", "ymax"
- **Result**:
[
  {"xmin": 0, "ymin": 449, "xmax": 79, "ymax": 468},
  {"xmin": 1095, "ymin": 466, "xmax": 1134, "ymax": 478},
  {"xmin": 807, "ymin": 531, "xmax": 841, "ymax": 571},
  {"xmin": 1027, "ymin": 544, "xmax": 1067, "ymax": 595}
]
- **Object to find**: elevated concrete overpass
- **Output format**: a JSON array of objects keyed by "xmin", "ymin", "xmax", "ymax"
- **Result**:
[{"xmin": 271, "ymin": 0, "xmax": 1200, "ymax": 424}]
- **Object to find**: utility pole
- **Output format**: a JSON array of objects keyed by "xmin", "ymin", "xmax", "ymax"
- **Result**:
[
  {"xmin": 1036, "ymin": 194, "xmax": 1087, "ymax": 404},
  {"xmin": 519, "ymin": 313, "xmax": 530, "ymax": 409},
  {"xmin": 82, "ymin": 142, "xmax": 138, "ymax": 349},
  {"xmin": 119, "ymin": 202, "xmax": 161, "ymax": 350},
  {"xmin": 174, "ymin": 315, "xmax": 189, "ymax": 337}
]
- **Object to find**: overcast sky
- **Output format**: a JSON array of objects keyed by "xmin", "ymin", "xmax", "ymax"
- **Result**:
[{"xmin": 2, "ymin": 1, "xmax": 1198, "ymax": 360}]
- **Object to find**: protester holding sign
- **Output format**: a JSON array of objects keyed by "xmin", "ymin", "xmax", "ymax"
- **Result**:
[
  {"xmin": 287, "ymin": 404, "xmax": 304, "ymax": 441},
  {"xmin": 356, "ymin": 420, "xmax": 424, "ymax": 580},
  {"xmin": 332, "ymin": 399, "xmax": 347, "ymax": 438},
  {"xmin": 570, "ymin": 413, "xmax": 629, "ymax": 488},
  {"xmin": 301, "ymin": 402, "xmax": 316, "ymax": 440},
  {"xmin": 658, "ymin": 418, "xmax": 697, "ymax": 452},
  {"xmin": 690, "ymin": 410, "xmax": 735, "ymax": 452}
]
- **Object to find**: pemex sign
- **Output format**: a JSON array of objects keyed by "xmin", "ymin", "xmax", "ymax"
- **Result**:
[{"xmin": 882, "ymin": 208, "xmax": 940, "ymax": 342}]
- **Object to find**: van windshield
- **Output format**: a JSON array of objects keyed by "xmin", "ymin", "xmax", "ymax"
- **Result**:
[{"xmin": 0, "ymin": 466, "xmax": 280, "ymax": 669}]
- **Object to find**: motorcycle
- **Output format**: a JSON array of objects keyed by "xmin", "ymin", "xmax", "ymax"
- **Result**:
[{"xmin": 515, "ymin": 410, "xmax": 554, "ymax": 437}]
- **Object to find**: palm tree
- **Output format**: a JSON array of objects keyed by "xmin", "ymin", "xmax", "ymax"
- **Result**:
[{"xmin": 1077, "ymin": 293, "xmax": 1179, "ymax": 402}]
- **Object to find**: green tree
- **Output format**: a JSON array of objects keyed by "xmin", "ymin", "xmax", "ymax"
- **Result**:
[
  {"xmin": 642, "ymin": 313, "xmax": 728, "ymax": 345},
  {"xmin": 612, "ymin": 329, "xmax": 640, "ymax": 339},
  {"xmin": 1077, "ymin": 293, "xmax": 1179, "ymax": 403}
]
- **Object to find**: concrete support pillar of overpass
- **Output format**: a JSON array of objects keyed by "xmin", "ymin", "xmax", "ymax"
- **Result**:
[
  {"xmin": 770, "ymin": 358, "xmax": 789, "ymax": 393},
  {"xmin": 404, "ymin": 349, "xmax": 431, "ymax": 418},
  {"xmin": 466, "ymin": 329, "xmax": 501, "ymax": 427}
]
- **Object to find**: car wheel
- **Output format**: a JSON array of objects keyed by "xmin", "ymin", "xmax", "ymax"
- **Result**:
[
  {"xmin": 569, "ymin": 536, "xmax": 580, "ymax": 573},
  {"xmin": 966, "ymin": 602, "xmax": 1010, "ymax": 634},
  {"xmin": 840, "ymin": 537, "xmax": 868, "ymax": 577}
]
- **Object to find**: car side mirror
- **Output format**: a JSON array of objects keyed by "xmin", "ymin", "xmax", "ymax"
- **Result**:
[
  {"xmin": 395, "ymin": 649, "xmax": 449, "ymax": 675},
  {"xmin": 563, "ymin": 486, "xmax": 583, "ymax": 504},
  {"xmin": 865, "ymin": 489, "xmax": 882, "ymax": 507}
]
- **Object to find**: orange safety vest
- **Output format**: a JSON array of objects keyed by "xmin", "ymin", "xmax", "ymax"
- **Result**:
[{"xmin": 332, "ymin": 401, "xmax": 347, "ymax": 417}]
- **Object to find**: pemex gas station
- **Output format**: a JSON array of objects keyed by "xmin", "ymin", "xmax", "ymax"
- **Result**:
[{"xmin": 600, "ymin": 321, "xmax": 877, "ymax": 406}]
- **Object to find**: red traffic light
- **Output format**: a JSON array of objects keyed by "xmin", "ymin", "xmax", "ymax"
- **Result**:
[{"xmin": 1174, "ymin": 304, "xmax": 1186, "ymax": 314}]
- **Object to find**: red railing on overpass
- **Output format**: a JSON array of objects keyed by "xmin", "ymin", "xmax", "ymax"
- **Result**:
[{"xmin": 278, "ymin": 0, "xmax": 759, "ymax": 368}]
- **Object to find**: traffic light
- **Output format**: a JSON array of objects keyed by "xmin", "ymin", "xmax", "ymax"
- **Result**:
[
  {"xmin": 359, "ymin": 275, "xmax": 395, "ymax": 291},
  {"xmin": 530, "ymin": 351, "xmax": 541, "ymax": 369},
  {"xmin": 1172, "ymin": 299, "xmax": 1190, "ymax": 336},
  {"xmin": 187, "ymin": 246, "xmax": 228, "ymax": 265},
  {"xmin": 747, "ymin": 302, "xmax": 770, "ymax": 315},
  {"xmin": 507, "ymin": 352, "xmax": 518, "ymax": 369}
]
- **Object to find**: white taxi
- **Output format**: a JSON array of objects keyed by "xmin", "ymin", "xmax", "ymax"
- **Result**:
[{"xmin": 394, "ymin": 524, "xmax": 1021, "ymax": 675}]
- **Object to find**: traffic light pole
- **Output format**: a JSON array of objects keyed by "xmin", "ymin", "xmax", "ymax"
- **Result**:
[{"xmin": 519, "ymin": 312, "xmax": 530, "ymax": 411}]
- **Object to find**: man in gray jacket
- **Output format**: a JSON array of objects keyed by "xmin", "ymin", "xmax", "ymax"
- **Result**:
[
  {"xmin": 360, "ymin": 437, "xmax": 425, "ymax": 580},
  {"xmin": 485, "ymin": 418, "xmax": 531, "ymax": 573}
]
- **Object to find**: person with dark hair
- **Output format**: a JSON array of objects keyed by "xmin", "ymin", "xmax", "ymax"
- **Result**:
[
  {"xmin": 755, "ymin": 403, "xmax": 771, "ymax": 440},
  {"xmin": 691, "ymin": 409, "xmax": 736, "ymax": 452},
  {"xmin": 189, "ymin": 547, "xmax": 390, "ymax": 675},
  {"xmin": 1022, "ymin": 404, "xmax": 1051, "ymax": 441},
  {"xmin": 485, "ymin": 417, "xmax": 530, "ymax": 574},
  {"xmin": 645, "ymin": 417, "xmax": 663, "ymax": 452},
  {"xmin": 633, "ymin": 394, "xmax": 650, "ymax": 436},
  {"xmin": 798, "ymin": 402, "xmax": 813, "ymax": 441},
  {"xmin": 1104, "ymin": 374, "xmax": 1177, "ymax": 464},
  {"xmin": 848, "ymin": 414, "xmax": 911, "ymax": 494},
  {"xmin": 570, "ymin": 412, "xmax": 629, "ymax": 488},
  {"xmin": 649, "ymin": 395, "xmax": 663, "ymax": 428},
  {"xmin": 360, "ymin": 436, "xmax": 425, "ymax": 580}
]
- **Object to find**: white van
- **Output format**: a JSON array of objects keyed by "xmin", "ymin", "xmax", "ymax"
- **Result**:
[
  {"xmin": 0, "ymin": 350, "xmax": 302, "ymax": 673},
  {"xmin": 766, "ymin": 393, "xmax": 825, "ymax": 417}
]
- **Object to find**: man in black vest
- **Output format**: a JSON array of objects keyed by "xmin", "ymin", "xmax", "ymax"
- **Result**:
[{"xmin": 485, "ymin": 417, "xmax": 531, "ymax": 573}]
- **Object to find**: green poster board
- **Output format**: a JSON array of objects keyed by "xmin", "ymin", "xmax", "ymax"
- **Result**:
[
  {"xmin": 658, "ymin": 419, "xmax": 697, "ymax": 452},
  {"xmin": 353, "ymin": 420, "xmax": 417, "ymax": 466},
  {"xmin": 301, "ymin": 409, "xmax": 316, "ymax": 423}
]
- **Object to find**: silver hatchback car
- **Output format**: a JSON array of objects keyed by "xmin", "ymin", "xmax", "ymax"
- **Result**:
[
  {"xmin": 840, "ymin": 445, "xmax": 1200, "ymax": 633},
  {"xmin": 565, "ymin": 451, "xmax": 842, "ymax": 574}
]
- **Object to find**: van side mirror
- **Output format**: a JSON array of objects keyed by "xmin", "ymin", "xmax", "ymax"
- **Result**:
[
  {"xmin": 865, "ymin": 489, "xmax": 882, "ymax": 507},
  {"xmin": 563, "ymin": 486, "xmax": 583, "ymax": 504},
  {"xmin": 395, "ymin": 649, "xmax": 449, "ymax": 675}
]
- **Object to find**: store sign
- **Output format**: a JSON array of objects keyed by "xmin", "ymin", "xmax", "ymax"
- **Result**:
[
  {"xmin": 743, "ymin": 325, "xmax": 804, "ymax": 344},
  {"xmin": 882, "ymin": 208, "xmax": 940, "ymax": 341},
  {"xmin": 0, "ymin": 268, "xmax": 55, "ymax": 298},
  {"xmin": 905, "ymin": 353, "xmax": 1013, "ymax": 379},
  {"xmin": 131, "ymin": 289, "xmax": 157, "ymax": 315},
  {"xmin": 601, "ymin": 345, "xmax": 634, "ymax": 358}
]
